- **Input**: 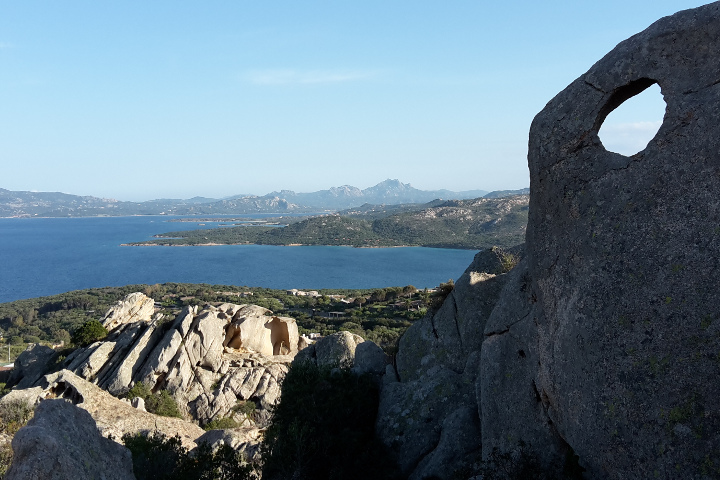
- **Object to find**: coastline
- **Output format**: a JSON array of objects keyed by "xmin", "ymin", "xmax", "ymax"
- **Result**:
[{"xmin": 121, "ymin": 241, "xmax": 476, "ymax": 250}]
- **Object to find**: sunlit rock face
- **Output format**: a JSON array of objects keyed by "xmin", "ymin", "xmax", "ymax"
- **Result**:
[
  {"xmin": 7, "ymin": 295, "xmax": 305, "ymax": 430},
  {"xmin": 223, "ymin": 304, "xmax": 300, "ymax": 357}
]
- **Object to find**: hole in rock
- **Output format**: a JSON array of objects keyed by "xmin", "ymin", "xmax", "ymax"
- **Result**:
[{"xmin": 597, "ymin": 81, "xmax": 666, "ymax": 156}]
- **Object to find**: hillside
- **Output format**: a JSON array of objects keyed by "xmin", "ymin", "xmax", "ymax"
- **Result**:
[{"xmin": 127, "ymin": 195, "xmax": 529, "ymax": 249}]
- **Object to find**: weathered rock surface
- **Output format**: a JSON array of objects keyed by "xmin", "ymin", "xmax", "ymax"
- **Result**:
[
  {"xmin": 102, "ymin": 292, "xmax": 155, "ymax": 330},
  {"xmin": 377, "ymin": 246, "xmax": 521, "ymax": 478},
  {"xmin": 379, "ymin": 3, "xmax": 720, "ymax": 479},
  {"xmin": 8, "ymin": 296, "xmax": 303, "ymax": 428},
  {"xmin": 20, "ymin": 370, "xmax": 206, "ymax": 449},
  {"xmin": 195, "ymin": 427, "xmax": 263, "ymax": 462},
  {"xmin": 190, "ymin": 352, "xmax": 292, "ymax": 427},
  {"xmin": 352, "ymin": 339, "xmax": 389, "ymax": 375},
  {"xmin": 6, "ymin": 344, "xmax": 56, "ymax": 390},
  {"xmin": 295, "ymin": 331, "xmax": 366, "ymax": 368},
  {"xmin": 224, "ymin": 305, "xmax": 299, "ymax": 356},
  {"xmin": 491, "ymin": 3, "xmax": 720, "ymax": 477},
  {"xmin": 5, "ymin": 399, "xmax": 136, "ymax": 480}
]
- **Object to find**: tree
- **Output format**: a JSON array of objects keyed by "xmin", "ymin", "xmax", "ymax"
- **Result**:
[
  {"xmin": 402, "ymin": 285, "xmax": 417, "ymax": 296},
  {"xmin": 71, "ymin": 320, "xmax": 108, "ymax": 347}
]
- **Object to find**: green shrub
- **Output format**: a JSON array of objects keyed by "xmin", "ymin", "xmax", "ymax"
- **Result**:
[
  {"xmin": 429, "ymin": 279, "xmax": 455, "ymax": 311},
  {"xmin": 232, "ymin": 400, "xmax": 256, "ymax": 417},
  {"xmin": 71, "ymin": 319, "xmax": 108, "ymax": 347},
  {"xmin": 493, "ymin": 246, "xmax": 520, "ymax": 273},
  {"xmin": 123, "ymin": 431, "xmax": 253, "ymax": 480},
  {"xmin": 126, "ymin": 381, "xmax": 152, "ymax": 401},
  {"xmin": 125, "ymin": 381, "xmax": 182, "ymax": 419},
  {"xmin": 204, "ymin": 416, "xmax": 239, "ymax": 431},
  {"xmin": 0, "ymin": 399, "xmax": 34, "ymax": 435},
  {"xmin": 145, "ymin": 390, "xmax": 183, "ymax": 419},
  {"xmin": 261, "ymin": 361, "xmax": 400, "ymax": 480},
  {"xmin": 0, "ymin": 399, "xmax": 35, "ymax": 477}
]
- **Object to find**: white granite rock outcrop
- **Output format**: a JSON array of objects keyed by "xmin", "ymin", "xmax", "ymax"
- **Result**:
[{"xmin": 8, "ymin": 294, "xmax": 304, "ymax": 429}]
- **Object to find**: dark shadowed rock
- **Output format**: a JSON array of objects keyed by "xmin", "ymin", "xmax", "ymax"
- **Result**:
[
  {"xmin": 483, "ymin": 2, "xmax": 720, "ymax": 478},
  {"xmin": 6, "ymin": 399, "xmax": 135, "ymax": 480},
  {"xmin": 195, "ymin": 427, "xmax": 263, "ymax": 462},
  {"xmin": 352, "ymin": 340, "xmax": 389, "ymax": 375},
  {"xmin": 376, "ymin": 246, "xmax": 521, "ymax": 478},
  {"xmin": 6, "ymin": 344, "xmax": 56, "ymax": 390}
]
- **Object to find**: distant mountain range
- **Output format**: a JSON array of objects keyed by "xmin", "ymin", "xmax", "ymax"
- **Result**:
[{"xmin": 0, "ymin": 180, "xmax": 527, "ymax": 217}]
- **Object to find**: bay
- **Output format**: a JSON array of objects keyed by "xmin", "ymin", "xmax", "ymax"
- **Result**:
[{"xmin": 0, "ymin": 216, "xmax": 478, "ymax": 303}]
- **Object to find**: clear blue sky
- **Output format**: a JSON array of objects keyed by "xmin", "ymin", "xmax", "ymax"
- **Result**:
[{"xmin": 0, "ymin": 1, "xmax": 708, "ymax": 201}]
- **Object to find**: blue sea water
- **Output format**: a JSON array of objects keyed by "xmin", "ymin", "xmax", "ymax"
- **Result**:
[{"xmin": 0, "ymin": 216, "xmax": 478, "ymax": 303}]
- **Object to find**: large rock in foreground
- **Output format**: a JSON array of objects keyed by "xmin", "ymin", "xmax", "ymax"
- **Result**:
[
  {"xmin": 5, "ymin": 399, "xmax": 135, "ymax": 480},
  {"xmin": 485, "ymin": 2, "xmax": 720, "ymax": 478},
  {"xmin": 10, "ymin": 369, "xmax": 205, "ymax": 449}
]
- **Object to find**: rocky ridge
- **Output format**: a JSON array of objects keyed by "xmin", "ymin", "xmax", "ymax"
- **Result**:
[{"xmin": 7, "ymin": 294, "xmax": 306, "ymax": 429}]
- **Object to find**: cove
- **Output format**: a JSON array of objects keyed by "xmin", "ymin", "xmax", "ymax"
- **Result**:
[{"xmin": 0, "ymin": 216, "xmax": 478, "ymax": 303}]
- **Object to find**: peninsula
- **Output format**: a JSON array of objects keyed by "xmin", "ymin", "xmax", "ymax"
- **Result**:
[{"xmin": 125, "ymin": 195, "xmax": 529, "ymax": 250}]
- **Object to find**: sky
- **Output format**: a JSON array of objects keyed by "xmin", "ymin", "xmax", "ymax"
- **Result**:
[{"xmin": 0, "ymin": 1, "xmax": 709, "ymax": 201}]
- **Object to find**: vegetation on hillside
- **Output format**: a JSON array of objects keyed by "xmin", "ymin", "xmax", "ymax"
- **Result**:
[
  {"xmin": 125, "ymin": 381, "xmax": 183, "ymax": 419},
  {"xmin": 123, "ymin": 432, "xmax": 252, "ymax": 480},
  {"xmin": 127, "ymin": 195, "xmax": 529, "ymax": 250},
  {"xmin": 261, "ymin": 361, "xmax": 400, "ymax": 480},
  {"xmin": 0, "ymin": 399, "xmax": 35, "ymax": 476},
  {"xmin": 0, "ymin": 281, "xmax": 449, "ymax": 361}
]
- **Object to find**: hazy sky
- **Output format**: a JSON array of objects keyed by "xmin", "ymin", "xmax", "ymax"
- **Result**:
[{"xmin": 0, "ymin": 1, "xmax": 706, "ymax": 201}]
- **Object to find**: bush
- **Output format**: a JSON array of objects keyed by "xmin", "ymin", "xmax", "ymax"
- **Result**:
[
  {"xmin": 204, "ymin": 416, "xmax": 239, "ymax": 431},
  {"xmin": 493, "ymin": 246, "xmax": 520, "ymax": 273},
  {"xmin": 261, "ymin": 361, "xmax": 400, "ymax": 480},
  {"xmin": 126, "ymin": 381, "xmax": 152, "ymax": 401},
  {"xmin": 71, "ymin": 319, "xmax": 108, "ymax": 347},
  {"xmin": 123, "ymin": 431, "xmax": 253, "ymax": 480},
  {"xmin": 0, "ymin": 399, "xmax": 34, "ymax": 435},
  {"xmin": 429, "ymin": 279, "xmax": 455, "ymax": 311},
  {"xmin": 0, "ymin": 399, "xmax": 35, "ymax": 477},
  {"xmin": 125, "ymin": 381, "xmax": 182, "ymax": 419},
  {"xmin": 145, "ymin": 390, "xmax": 183, "ymax": 419}
]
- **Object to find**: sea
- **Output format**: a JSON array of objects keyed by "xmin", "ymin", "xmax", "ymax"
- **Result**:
[{"xmin": 0, "ymin": 215, "xmax": 478, "ymax": 304}]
